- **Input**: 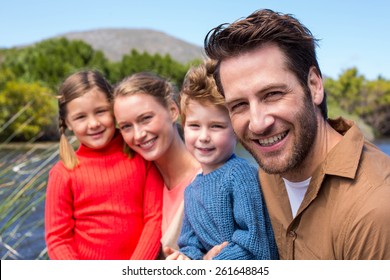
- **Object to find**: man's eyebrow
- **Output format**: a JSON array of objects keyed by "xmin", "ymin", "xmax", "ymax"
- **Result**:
[{"xmin": 225, "ymin": 83, "xmax": 289, "ymax": 103}]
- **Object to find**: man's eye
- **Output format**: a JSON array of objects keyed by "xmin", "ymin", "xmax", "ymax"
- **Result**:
[
  {"xmin": 265, "ymin": 91, "xmax": 283, "ymax": 101},
  {"xmin": 230, "ymin": 102, "xmax": 247, "ymax": 112}
]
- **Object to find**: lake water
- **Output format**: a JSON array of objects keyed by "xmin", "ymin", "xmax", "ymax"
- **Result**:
[
  {"xmin": 1, "ymin": 139, "xmax": 389, "ymax": 259},
  {"xmin": 373, "ymin": 138, "xmax": 390, "ymax": 156}
]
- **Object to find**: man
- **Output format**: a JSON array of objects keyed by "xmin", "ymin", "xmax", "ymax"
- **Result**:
[{"xmin": 204, "ymin": 9, "xmax": 390, "ymax": 259}]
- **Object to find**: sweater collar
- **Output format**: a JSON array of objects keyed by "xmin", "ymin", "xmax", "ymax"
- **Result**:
[{"xmin": 199, "ymin": 154, "xmax": 236, "ymax": 178}]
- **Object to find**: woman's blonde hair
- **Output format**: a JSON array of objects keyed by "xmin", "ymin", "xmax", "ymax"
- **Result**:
[
  {"xmin": 113, "ymin": 72, "xmax": 179, "ymax": 109},
  {"xmin": 57, "ymin": 70, "xmax": 113, "ymax": 169}
]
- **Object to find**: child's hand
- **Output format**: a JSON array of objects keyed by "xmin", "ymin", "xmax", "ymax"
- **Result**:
[
  {"xmin": 203, "ymin": 241, "xmax": 228, "ymax": 260},
  {"xmin": 163, "ymin": 246, "xmax": 190, "ymax": 260}
]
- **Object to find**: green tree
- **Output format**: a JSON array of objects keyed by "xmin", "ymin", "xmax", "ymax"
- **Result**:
[
  {"xmin": 324, "ymin": 67, "xmax": 365, "ymax": 114},
  {"xmin": 0, "ymin": 81, "xmax": 57, "ymax": 142},
  {"xmin": 115, "ymin": 49, "xmax": 190, "ymax": 86},
  {"xmin": 365, "ymin": 78, "xmax": 390, "ymax": 108},
  {"xmin": 0, "ymin": 38, "xmax": 110, "ymax": 91},
  {"xmin": 0, "ymin": 67, "xmax": 16, "ymax": 90},
  {"xmin": 324, "ymin": 67, "xmax": 390, "ymax": 136}
]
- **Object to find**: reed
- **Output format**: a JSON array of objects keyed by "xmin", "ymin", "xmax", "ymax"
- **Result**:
[{"xmin": 0, "ymin": 108, "xmax": 60, "ymax": 259}]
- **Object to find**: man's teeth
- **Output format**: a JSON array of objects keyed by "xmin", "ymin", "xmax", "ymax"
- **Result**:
[{"xmin": 259, "ymin": 131, "xmax": 287, "ymax": 146}]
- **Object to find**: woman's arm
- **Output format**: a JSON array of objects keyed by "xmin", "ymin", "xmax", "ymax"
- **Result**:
[{"xmin": 130, "ymin": 161, "xmax": 164, "ymax": 260}]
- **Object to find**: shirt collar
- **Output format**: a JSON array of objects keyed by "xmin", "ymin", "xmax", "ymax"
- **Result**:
[{"xmin": 322, "ymin": 117, "xmax": 365, "ymax": 179}]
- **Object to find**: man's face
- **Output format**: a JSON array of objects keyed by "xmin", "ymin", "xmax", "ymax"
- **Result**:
[{"xmin": 219, "ymin": 43, "xmax": 319, "ymax": 177}]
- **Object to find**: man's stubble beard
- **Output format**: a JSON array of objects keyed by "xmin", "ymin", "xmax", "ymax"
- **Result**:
[{"xmin": 239, "ymin": 92, "xmax": 318, "ymax": 175}]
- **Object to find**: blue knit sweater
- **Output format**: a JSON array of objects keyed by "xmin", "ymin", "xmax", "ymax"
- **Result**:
[{"xmin": 178, "ymin": 154, "xmax": 279, "ymax": 260}]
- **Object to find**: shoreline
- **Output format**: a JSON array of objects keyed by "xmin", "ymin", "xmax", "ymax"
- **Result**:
[{"xmin": 0, "ymin": 142, "xmax": 58, "ymax": 150}]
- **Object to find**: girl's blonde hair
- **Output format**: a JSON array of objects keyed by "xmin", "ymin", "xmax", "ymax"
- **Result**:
[{"xmin": 57, "ymin": 70, "xmax": 113, "ymax": 169}]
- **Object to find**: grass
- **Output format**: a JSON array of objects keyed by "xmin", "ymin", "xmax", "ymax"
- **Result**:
[{"xmin": 0, "ymin": 141, "xmax": 59, "ymax": 259}]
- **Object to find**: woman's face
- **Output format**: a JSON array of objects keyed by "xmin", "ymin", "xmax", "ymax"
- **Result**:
[{"xmin": 114, "ymin": 93, "xmax": 179, "ymax": 161}]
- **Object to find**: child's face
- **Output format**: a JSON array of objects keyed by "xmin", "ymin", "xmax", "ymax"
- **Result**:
[
  {"xmin": 184, "ymin": 100, "xmax": 236, "ymax": 174},
  {"xmin": 114, "ymin": 93, "xmax": 179, "ymax": 162},
  {"xmin": 65, "ymin": 89, "xmax": 115, "ymax": 150}
]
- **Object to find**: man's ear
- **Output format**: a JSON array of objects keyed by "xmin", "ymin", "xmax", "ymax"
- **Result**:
[{"xmin": 308, "ymin": 66, "xmax": 324, "ymax": 106}]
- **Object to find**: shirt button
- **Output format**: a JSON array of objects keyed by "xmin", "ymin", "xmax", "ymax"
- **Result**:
[{"xmin": 288, "ymin": 231, "xmax": 297, "ymax": 238}]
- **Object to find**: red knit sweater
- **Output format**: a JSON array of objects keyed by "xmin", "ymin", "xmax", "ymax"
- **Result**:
[{"xmin": 45, "ymin": 132, "xmax": 163, "ymax": 259}]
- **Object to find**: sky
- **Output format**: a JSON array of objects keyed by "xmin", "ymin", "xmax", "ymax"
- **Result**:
[{"xmin": 1, "ymin": 0, "xmax": 389, "ymax": 80}]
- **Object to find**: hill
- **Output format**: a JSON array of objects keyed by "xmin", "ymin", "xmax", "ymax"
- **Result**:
[{"xmin": 56, "ymin": 28, "xmax": 204, "ymax": 63}]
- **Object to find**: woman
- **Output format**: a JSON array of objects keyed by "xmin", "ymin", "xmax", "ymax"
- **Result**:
[{"xmin": 112, "ymin": 72, "xmax": 201, "ymax": 258}]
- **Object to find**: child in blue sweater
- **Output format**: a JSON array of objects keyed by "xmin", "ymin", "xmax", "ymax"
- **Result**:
[{"xmin": 166, "ymin": 59, "xmax": 278, "ymax": 260}]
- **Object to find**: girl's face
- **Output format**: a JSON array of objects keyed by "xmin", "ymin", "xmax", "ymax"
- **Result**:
[
  {"xmin": 65, "ymin": 89, "xmax": 115, "ymax": 150},
  {"xmin": 114, "ymin": 93, "xmax": 179, "ymax": 161},
  {"xmin": 184, "ymin": 100, "xmax": 236, "ymax": 174}
]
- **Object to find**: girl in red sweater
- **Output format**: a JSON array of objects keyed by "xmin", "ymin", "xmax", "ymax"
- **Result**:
[{"xmin": 45, "ymin": 70, "xmax": 163, "ymax": 260}]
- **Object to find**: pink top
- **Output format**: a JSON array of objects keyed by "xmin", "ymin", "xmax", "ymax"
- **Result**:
[{"xmin": 162, "ymin": 167, "xmax": 201, "ymax": 235}]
